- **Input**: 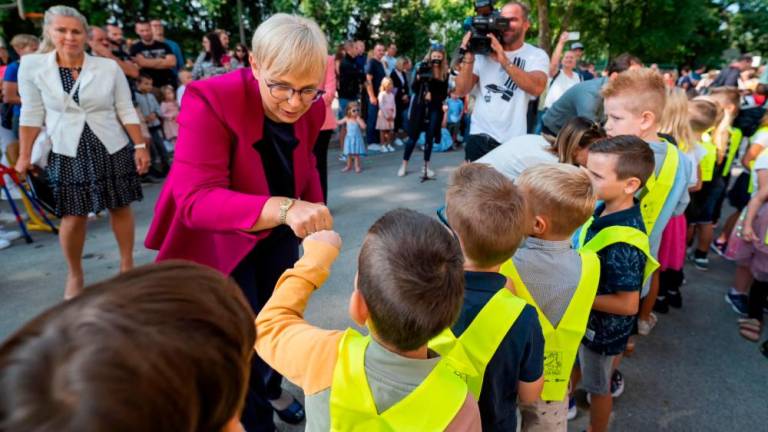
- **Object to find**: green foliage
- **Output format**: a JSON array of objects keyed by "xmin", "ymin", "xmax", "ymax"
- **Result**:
[{"xmin": 0, "ymin": 0, "xmax": 764, "ymax": 70}]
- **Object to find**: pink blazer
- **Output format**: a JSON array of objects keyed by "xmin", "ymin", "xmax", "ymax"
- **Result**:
[{"xmin": 145, "ymin": 68, "xmax": 325, "ymax": 274}]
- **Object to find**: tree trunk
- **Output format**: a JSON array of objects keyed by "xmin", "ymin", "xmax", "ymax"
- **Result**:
[
  {"xmin": 536, "ymin": 0, "xmax": 552, "ymax": 54},
  {"xmin": 237, "ymin": 0, "xmax": 246, "ymax": 45}
]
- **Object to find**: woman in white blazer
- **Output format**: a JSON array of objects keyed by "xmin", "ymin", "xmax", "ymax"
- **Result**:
[{"xmin": 15, "ymin": 6, "xmax": 150, "ymax": 299}]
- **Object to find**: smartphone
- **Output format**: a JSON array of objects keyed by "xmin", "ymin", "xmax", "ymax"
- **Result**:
[
  {"xmin": 568, "ymin": 32, "xmax": 580, "ymax": 41},
  {"xmin": 752, "ymin": 55, "xmax": 762, "ymax": 68}
]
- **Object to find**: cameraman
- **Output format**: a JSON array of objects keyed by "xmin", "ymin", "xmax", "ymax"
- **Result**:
[
  {"xmin": 454, "ymin": 1, "xmax": 549, "ymax": 161},
  {"xmin": 399, "ymin": 44, "xmax": 450, "ymax": 179}
]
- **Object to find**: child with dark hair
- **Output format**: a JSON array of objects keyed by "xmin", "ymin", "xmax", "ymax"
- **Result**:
[
  {"xmin": 576, "ymin": 135, "xmax": 659, "ymax": 432},
  {"xmin": 256, "ymin": 209, "xmax": 481, "ymax": 431},
  {"xmin": 135, "ymin": 73, "xmax": 169, "ymax": 176},
  {"xmin": 0, "ymin": 261, "xmax": 255, "ymax": 432}
]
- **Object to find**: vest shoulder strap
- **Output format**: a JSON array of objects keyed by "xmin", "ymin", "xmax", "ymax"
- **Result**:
[{"xmin": 456, "ymin": 288, "xmax": 527, "ymax": 397}]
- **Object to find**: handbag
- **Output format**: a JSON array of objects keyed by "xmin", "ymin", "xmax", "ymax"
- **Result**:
[{"xmin": 30, "ymin": 71, "xmax": 83, "ymax": 169}]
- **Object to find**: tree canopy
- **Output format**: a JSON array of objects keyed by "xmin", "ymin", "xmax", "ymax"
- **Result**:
[{"xmin": 0, "ymin": 0, "xmax": 764, "ymax": 70}]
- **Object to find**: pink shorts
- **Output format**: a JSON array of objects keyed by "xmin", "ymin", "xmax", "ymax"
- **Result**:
[{"xmin": 726, "ymin": 205, "xmax": 768, "ymax": 281}]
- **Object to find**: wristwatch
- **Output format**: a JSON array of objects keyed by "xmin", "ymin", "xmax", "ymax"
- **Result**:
[{"xmin": 279, "ymin": 198, "xmax": 295, "ymax": 225}]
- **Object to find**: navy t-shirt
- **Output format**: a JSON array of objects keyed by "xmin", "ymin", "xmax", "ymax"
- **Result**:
[
  {"xmin": 581, "ymin": 202, "xmax": 646, "ymax": 355},
  {"xmin": 452, "ymin": 271, "xmax": 544, "ymax": 432},
  {"xmin": 365, "ymin": 58, "xmax": 386, "ymax": 95}
]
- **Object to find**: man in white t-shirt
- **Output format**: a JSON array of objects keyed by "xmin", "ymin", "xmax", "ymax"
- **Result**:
[{"xmin": 454, "ymin": 1, "xmax": 549, "ymax": 161}]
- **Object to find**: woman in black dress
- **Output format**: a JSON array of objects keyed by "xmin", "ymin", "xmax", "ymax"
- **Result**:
[{"xmin": 15, "ymin": 6, "xmax": 150, "ymax": 298}]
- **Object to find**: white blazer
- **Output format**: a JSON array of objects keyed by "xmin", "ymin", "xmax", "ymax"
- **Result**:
[{"xmin": 18, "ymin": 51, "xmax": 139, "ymax": 158}]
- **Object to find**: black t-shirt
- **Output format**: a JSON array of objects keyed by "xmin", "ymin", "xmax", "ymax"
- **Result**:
[
  {"xmin": 129, "ymin": 40, "xmax": 176, "ymax": 87},
  {"xmin": 365, "ymin": 58, "xmax": 386, "ymax": 95},
  {"xmin": 253, "ymin": 117, "xmax": 298, "ymax": 198},
  {"xmin": 453, "ymin": 271, "xmax": 544, "ymax": 431},
  {"xmin": 338, "ymin": 54, "xmax": 362, "ymax": 100}
]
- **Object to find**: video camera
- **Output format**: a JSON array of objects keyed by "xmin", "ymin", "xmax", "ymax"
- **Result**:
[
  {"xmin": 416, "ymin": 58, "xmax": 443, "ymax": 80},
  {"xmin": 463, "ymin": 0, "xmax": 510, "ymax": 55}
]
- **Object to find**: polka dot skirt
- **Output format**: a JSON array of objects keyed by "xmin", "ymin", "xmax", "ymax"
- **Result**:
[{"xmin": 46, "ymin": 68, "xmax": 143, "ymax": 217}]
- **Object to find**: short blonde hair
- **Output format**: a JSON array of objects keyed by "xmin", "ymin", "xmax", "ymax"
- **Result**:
[
  {"xmin": 379, "ymin": 77, "xmax": 393, "ymax": 92},
  {"xmin": 516, "ymin": 164, "xmax": 596, "ymax": 237},
  {"xmin": 10, "ymin": 34, "xmax": 39, "ymax": 51},
  {"xmin": 660, "ymin": 88, "xmax": 696, "ymax": 152},
  {"xmin": 446, "ymin": 163, "xmax": 528, "ymax": 267},
  {"xmin": 251, "ymin": 14, "xmax": 327, "ymax": 81},
  {"xmin": 602, "ymin": 68, "xmax": 667, "ymax": 122}
]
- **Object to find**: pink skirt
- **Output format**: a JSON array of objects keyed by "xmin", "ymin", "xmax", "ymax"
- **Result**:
[
  {"xmin": 658, "ymin": 214, "xmax": 687, "ymax": 271},
  {"xmin": 726, "ymin": 205, "xmax": 768, "ymax": 280}
]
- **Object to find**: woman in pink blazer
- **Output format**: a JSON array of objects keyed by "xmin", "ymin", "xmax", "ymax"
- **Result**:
[{"xmin": 145, "ymin": 14, "xmax": 332, "ymax": 431}]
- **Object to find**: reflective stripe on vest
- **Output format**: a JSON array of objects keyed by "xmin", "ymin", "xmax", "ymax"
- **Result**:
[
  {"xmin": 498, "ymin": 251, "xmax": 600, "ymax": 401},
  {"xmin": 722, "ymin": 127, "xmax": 743, "ymax": 177},
  {"xmin": 330, "ymin": 329, "xmax": 468, "ymax": 431},
  {"xmin": 428, "ymin": 288, "xmax": 527, "ymax": 398},
  {"xmin": 577, "ymin": 217, "xmax": 660, "ymax": 284},
  {"xmin": 640, "ymin": 141, "xmax": 679, "ymax": 235},
  {"xmin": 699, "ymin": 129, "xmax": 717, "ymax": 182}
]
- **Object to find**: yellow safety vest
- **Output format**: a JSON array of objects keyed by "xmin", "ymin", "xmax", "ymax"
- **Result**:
[
  {"xmin": 329, "ymin": 329, "xmax": 468, "ymax": 431},
  {"xmin": 721, "ymin": 127, "xmax": 743, "ymax": 177},
  {"xmin": 640, "ymin": 140, "xmax": 679, "ymax": 235},
  {"xmin": 699, "ymin": 128, "xmax": 717, "ymax": 182},
  {"xmin": 498, "ymin": 252, "xmax": 600, "ymax": 401},
  {"xmin": 577, "ymin": 217, "xmax": 660, "ymax": 284},
  {"xmin": 428, "ymin": 288, "xmax": 528, "ymax": 398}
]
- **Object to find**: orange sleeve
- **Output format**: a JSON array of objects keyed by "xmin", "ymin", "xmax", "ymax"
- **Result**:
[{"xmin": 254, "ymin": 239, "xmax": 344, "ymax": 395}]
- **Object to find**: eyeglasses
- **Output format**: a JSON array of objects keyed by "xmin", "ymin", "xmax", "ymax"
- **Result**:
[
  {"xmin": 266, "ymin": 82, "xmax": 326, "ymax": 103},
  {"xmin": 350, "ymin": 109, "xmax": 360, "ymax": 113}
]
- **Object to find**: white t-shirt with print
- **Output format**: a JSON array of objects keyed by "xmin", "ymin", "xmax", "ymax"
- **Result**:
[{"xmin": 470, "ymin": 43, "xmax": 549, "ymax": 142}]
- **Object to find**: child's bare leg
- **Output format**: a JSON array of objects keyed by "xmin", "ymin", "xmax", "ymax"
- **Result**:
[
  {"xmin": 696, "ymin": 223, "xmax": 714, "ymax": 253},
  {"xmin": 354, "ymin": 155, "xmax": 361, "ymax": 172},
  {"xmin": 639, "ymin": 270, "xmax": 660, "ymax": 321},
  {"xmin": 734, "ymin": 264, "xmax": 753, "ymax": 295},
  {"xmin": 342, "ymin": 156, "xmax": 352, "ymax": 172},
  {"xmin": 589, "ymin": 393, "xmax": 612, "ymax": 432}
]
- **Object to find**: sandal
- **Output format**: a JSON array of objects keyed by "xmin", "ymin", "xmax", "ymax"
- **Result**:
[
  {"xmin": 274, "ymin": 397, "xmax": 305, "ymax": 425},
  {"xmin": 738, "ymin": 318, "xmax": 762, "ymax": 342}
]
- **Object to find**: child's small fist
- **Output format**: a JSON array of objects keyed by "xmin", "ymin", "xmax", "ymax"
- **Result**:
[{"xmin": 305, "ymin": 230, "xmax": 342, "ymax": 250}]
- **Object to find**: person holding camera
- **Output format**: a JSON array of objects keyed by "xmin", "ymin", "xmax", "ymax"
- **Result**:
[
  {"xmin": 454, "ymin": 1, "xmax": 549, "ymax": 161},
  {"xmin": 398, "ymin": 45, "xmax": 450, "ymax": 178}
]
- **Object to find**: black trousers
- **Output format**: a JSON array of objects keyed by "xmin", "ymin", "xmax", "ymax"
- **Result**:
[
  {"xmin": 405, "ymin": 107, "xmax": 441, "ymax": 163},
  {"xmin": 231, "ymin": 226, "xmax": 299, "ymax": 432},
  {"xmin": 748, "ymin": 279, "xmax": 768, "ymax": 321},
  {"xmin": 314, "ymin": 130, "xmax": 332, "ymax": 204},
  {"xmin": 148, "ymin": 126, "xmax": 170, "ymax": 175},
  {"xmin": 465, "ymin": 133, "xmax": 501, "ymax": 162}
]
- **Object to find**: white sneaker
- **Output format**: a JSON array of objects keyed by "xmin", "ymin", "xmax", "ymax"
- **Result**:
[
  {"xmin": 0, "ymin": 229, "xmax": 21, "ymax": 242},
  {"xmin": 637, "ymin": 313, "xmax": 658, "ymax": 336},
  {"xmin": 388, "ymin": 145, "xmax": 396, "ymax": 152},
  {"xmin": 394, "ymin": 138, "xmax": 404, "ymax": 146},
  {"xmin": 397, "ymin": 165, "xmax": 407, "ymax": 177},
  {"xmin": 368, "ymin": 143, "xmax": 382, "ymax": 151},
  {"xmin": 425, "ymin": 167, "xmax": 435, "ymax": 179},
  {"xmin": 0, "ymin": 238, "xmax": 10, "ymax": 250}
]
